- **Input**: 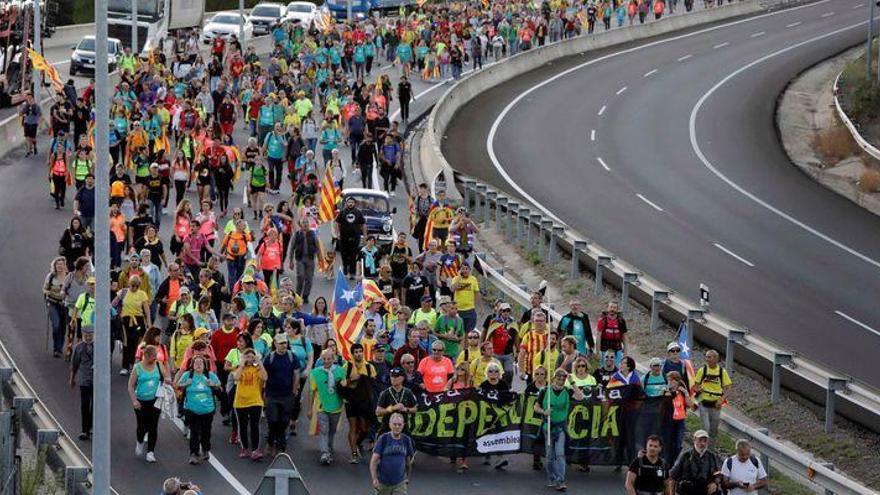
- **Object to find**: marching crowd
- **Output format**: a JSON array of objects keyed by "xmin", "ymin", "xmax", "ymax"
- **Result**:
[{"xmin": 19, "ymin": 0, "xmax": 757, "ymax": 493}]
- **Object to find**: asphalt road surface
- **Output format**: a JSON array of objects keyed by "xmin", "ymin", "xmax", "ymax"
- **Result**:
[
  {"xmin": 444, "ymin": 0, "xmax": 880, "ymax": 388},
  {"xmin": 0, "ymin": 46, "xmax": 636, "ymax": 493}
]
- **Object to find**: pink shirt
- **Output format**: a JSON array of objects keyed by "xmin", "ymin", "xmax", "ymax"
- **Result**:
[{"xmin": 417, "ymin": 356, "xmax": 454, "ymax": 393}]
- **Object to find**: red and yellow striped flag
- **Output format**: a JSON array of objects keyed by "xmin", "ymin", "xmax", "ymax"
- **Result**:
[
  {"xmin": 27, "ymin": 48, "xmax": 64, "ymax": 92},
  {"xmin": 318, "ymin": 166, "xmax": 339, "ymax": 224},
  {"xmin": 362, "ymin": 278, "xmax": 390, "ymax": 310}
]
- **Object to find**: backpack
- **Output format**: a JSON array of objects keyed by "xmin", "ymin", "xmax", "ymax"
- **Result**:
[
  {"xmin": 726, "ymin": 455, "xmax": 759, "ymax": 471},
  {"xmin": 266, "ymin": 349, "xmax": 297, "ymax": 367},
  {"xmin": 224, "ymin": 232, "xmax": 248, "ymax": 258}
]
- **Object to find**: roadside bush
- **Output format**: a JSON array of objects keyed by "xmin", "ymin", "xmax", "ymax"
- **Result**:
[
  {"xmin": 813, "ymin": 124, "xmax": 858, "ymax": 166},
  {"xmin": 859, "ymin": 168, "xmax": 880, "ymax": 193},
  {"xmin": 840, "ymin": 62, "xmax": 880, "ymax": 123}
]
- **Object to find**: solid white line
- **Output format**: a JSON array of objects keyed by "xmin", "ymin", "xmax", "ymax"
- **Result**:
[
  {"xmin": 854, "ymin": 3, "xmax": 864, "ymax": 9},
  {"xmin": 835, "ymin": 310, "xmax": 880, "ymax": 338},
  {"xmin": 751, "ymin": 31, "xmax": 766, "ymax": 37},
  {"xmin": 713, "ymin": 42, "xmax": 730, "ymax": 49},
  {"xmin": 486, "ymin": 0, "xmax": 831, "ymax": 226},
  {"xmin": 597, "ymin": 157, "xmax": 610, "ymax": 171},
  {"xmin": 713, "ymin": 243, "xmax": 755, "ymax": 267},
  {"xmin": 643, "ymin": 68, "xmax": 658, "ymax": 77},
  {"xmin": 168, "ymin": 416, "xmax": 249, "ymax": 494},
  {"xmin": 616, "ymin": 86, "xmax": 628, "ymax": 95},
  {"xmin": 678, "ymin": 54, "xmax": 693, "ymax": 62},
  {"xmin": 636, "ymin": 193, "xmax": 664, "ymax": 212},
  {"xmin": 786, "ymin": 21, "xmax": 802, "ymax": 27},
  {"xmin": 598, "ymin": 105, "xmax": 607, "ymax": 116},
  {"xmin": 821, "ymin": 11, "xmax": 835, "ymax": 17},
  {"xmin": 690, "ymin": 19, "xmax": 880, "ymax": 273},
  {"xmin": 590, "ymin": 129, "xmax": 597, "ymax": 141}
]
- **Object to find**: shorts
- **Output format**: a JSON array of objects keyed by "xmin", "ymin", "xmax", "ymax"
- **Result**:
[
  {"xmin": 345, "ymin": 400, "xmax": 372, "ymax": 419},
  {"xmin": 135, "ymin": 175, "xmax": 149, "ymax": 186},
  {"xmin": 23, "ymin": 124, "xmax": 37, "ymax": 139},
  {"xmin": 250, "ymin": 184, "xmax": 266, "ymax": 193}
]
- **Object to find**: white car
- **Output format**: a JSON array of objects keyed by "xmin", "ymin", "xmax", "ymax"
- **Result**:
[
  {"xmin": 69, "ymin": 35, "xmax": 122, "ymax": 76},
  {"xmin": 248, "ymin": 3, "xmax": 287, "ymax": 35},
  {"xmin": 200, "ymin": 12, "xmax": 254, "ymax": 45},
  {"xmin": 285, "ymin": 1, "xmax": 318, "ymax": 26}
]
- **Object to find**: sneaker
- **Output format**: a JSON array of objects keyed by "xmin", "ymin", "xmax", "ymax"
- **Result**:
[
  {"xmin": 183, "ymin": 426, "xmax": 189, "ymax": 438},
  {"xmin": 135, "ymin": 442, "xmax": 145, "ymax": 457},
  {"xmin": 494, "ymin": 459, "xmax": 509, "ymax": 470},
  {"xmin": 200, "ymin": 451, "xmax": 211, "ymax": 462},
  {"xmin": 320, "ymin": 453, "xmax": 331, "ymax": 465},
  {"xmin": 390, "ymin": 191, "xmax": 396, "ymax": 197},
  {"xmin": 119, "ymin": 368, "xmax": 129, "ymax": 376},
  {"xmin": 349, "ymin": 453, "xmax": 360, "ymax": 464},
  {"xmin": 456, "ymin": 459, "xmax": 469, "ymax": 472},
  {"xmin": 250, "ymin": 449, "xmax": 264, "ymax": 461},
  {"xmin": 578, "ymin": 464, "xmax": 590, "ymax": 472},
  {"xmin": 533, "ymin": 458, "xmax": 543, "ymax": 471},
  {"xmin": 188, "ymin": 454, "xmax": 200, "ymax": 465},
  {"xmin": 78, "ymin": 432, "xmax": 90, "ymax": 441},
  {"xmin": 555, "ymin": 483, "xmax": 567, "ymax": 492},
  {"xmin": 145, "ymin": 452, "xmax": 156, "ymax": 463},
  {"xmin": 229, "ymin": 431, "xmax": 238, "ymax": 444},
  {"xmin": 53, "ymin": 351, "xmax": 62, "ymax": 358},
  {"xmin": 239, "ymin": 448, "xmax": 250, "ymax": 458}
]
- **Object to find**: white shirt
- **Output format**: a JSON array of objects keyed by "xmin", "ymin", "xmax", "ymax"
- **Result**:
[{"xmin": 721, "ymin": 455, "xmax": 767, "ymax": 495}]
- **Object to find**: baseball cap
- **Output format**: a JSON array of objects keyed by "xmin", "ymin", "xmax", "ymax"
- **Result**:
[
  {"xmin": 222, "ymin": 312, "xmax": 236, "ymax": 320},
  {"xmin": 649, "ymin": 357, "xmax": 663, "ymax": 367},
  {"xmin": 499, "ymin": 302, "xmax": 512, "ymax": 311},
  {"xmin": 390, "ymin": 367, "xmax": 404, "ymax": 377},
  {"xmin": 242, "ymin": 275, "xmax": 256, "ymax": 284},
  {"xmin": 420, "ymin": 294, "xmax": 433, "ymax": 303},
  {"xmin": 81, "ymin": 325, "xmax": 94, "ymax": 334},
  {"xmin": 194, "ymin": 327, "xmax": 209, "ymax": 338},
  {"xmin": 667, "ymin": 342, "xmax": 682, "ymax": 351},
  {"xmin": 179, "ymin": 286, "xmax": 190, "ymax": 295},
  {"xmin": 693, "ymin": 429, "xmax": 710, "ymax": 439},
  {"xmin": 87, "ymin": 277, "xmax": 96, "ymax": 284},
  {"xmin": 437, "ymin": 295, "xmax": 451, "ymax": 306}
]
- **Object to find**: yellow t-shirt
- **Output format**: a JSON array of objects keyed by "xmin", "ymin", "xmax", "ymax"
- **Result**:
[
  {"xmin": 694, "ymin": 365, "xmax": 732, "ymax": 404},
  {"xmin": 469, "ymin": 357, "xmax": 501, "ymax": 387},
  {"xmin": 451, "ymin": 275, "xmax": 479, "ymax": 311},
  {"xmin": 455, "ymin": 348, "xmax": 481, "ymax": 367},
  {"xmin": 120, "ymin": 289, "xmax": 149, "ymax": 319},
  {"xmin": 429, "ymin": 207, "xmax": 454, "ymax": 228},
  {"xmin": 233, "ymin": 365, "xmax": 265, "ymax": 408}
]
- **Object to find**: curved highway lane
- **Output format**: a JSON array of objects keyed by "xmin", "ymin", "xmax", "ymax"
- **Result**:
[{"xmin": 445, "ymin": 0, "xmax": 880, "ymax": 385}]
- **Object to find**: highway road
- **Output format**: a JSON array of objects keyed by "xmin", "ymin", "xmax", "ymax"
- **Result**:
[
  {"xmin": 0, "ymin": 44, "xmax": 636, "ymax": 494},
  {"xmin": 444, "ymin": 0, "xmax": 880, "ymax": 387}
]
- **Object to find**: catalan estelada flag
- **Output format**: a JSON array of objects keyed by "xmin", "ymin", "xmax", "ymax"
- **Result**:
[
  {"xmin": 27, "ymin": 48, "xmax": 64, "ymax": 93},
  {"xmin": 362, "ymin": 278, "xmax": 390, "ymax": 310},
  {"xmin": 318, "ymin": 166, "xmax": 339, "ymax": 224},
  {"xmin": 332, "ymin": 269, "xmax": 365, "ymax": 360}
]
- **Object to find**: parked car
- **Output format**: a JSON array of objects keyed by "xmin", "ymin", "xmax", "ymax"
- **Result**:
[
  {"xmin": 200, "ymin": 12, "xmax": 254, "ymax": 44},
  {"xmin": 285, "ymin": 1, "xmax": 318, "ymax": 26},
  {"xmin": 69, "ymin": 36, "xmax": 122, "ymax": 76},
  {"xmin": 249, "ymin": 2, "xmax": 287, "ymax": 35},
  {"xmin": 341, "ymin": 188, "xmax": 397, "ymax": 245}
]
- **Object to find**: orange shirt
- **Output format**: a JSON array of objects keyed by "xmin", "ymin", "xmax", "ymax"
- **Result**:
[{"xmin": 110, "ymin": 213, "xmax": 127, "ymax": 242}]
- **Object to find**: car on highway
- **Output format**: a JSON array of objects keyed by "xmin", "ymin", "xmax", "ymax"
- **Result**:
[
  {"xmin": 69, "ymin": 36, "xmax": 122, "ymax": 76},
  {"xmin": 200, "ymin": 11, "xmax": 254, "ymax": 44},
  {"xmin": 285, "ymin": 1, "xmax": 318, "ymax": 26},
  {"xmin": 249, "ymin": 2, "xmax": 287, "ymax": 35},
  {"xmin": 341, "ymin": 188, "xmax": 397, "ymax": 244}
]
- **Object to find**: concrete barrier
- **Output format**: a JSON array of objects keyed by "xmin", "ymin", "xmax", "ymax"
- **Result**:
[{"xmin": 420, "ymin": 0, "xmax": 766, "ymax": 201}]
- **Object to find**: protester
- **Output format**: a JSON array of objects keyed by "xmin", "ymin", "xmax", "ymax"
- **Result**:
[
  {"xmin": 177, "ymin": 355, "xmax": 220, "ymax": 464},
  {"xmin": 693, "ymin": 350, "xmax": 732, "ymax": 443},
  {"xmin": 535, "ymin": 368, "xmax": 586, "ymax": 491},
  {"xmin": 370, "ymin": 413, "xmax": 415, "ymax": 495},
  {"xmin": 721, "ymin": 439, "xmax": 768, "ymax": 495},
  {"xmin": 625, "ymin": 434, "xmax": 672, "ymax": 495},
  {"xmin": 69, "ymin": 325, "xmax": 94, "ymax": 441},
  {"xmin": 669, "ymin": 430, "xmax": 722, "ymax": 495},
  {"xmin": 127, "ymin": 345, "xmax": 163, "ymax": 463},
  {"xmin": 310, "ymin": 348, "xmax": 347, "ymax": 465}
]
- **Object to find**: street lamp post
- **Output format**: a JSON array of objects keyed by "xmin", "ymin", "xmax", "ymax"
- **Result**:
[
  {"xmin": 867, "ymin": 0, "xmax": 874, "ymax": 80},
  {"xmin": 33, "ymin": 0, "xmax": 41, "ymax": 97},
  {"xmin": 132, "ymin": 0, "xmax": 138, "ymax": 53},
  {"xmin": 93, "ymin": 0, "xmax": 112, "ymax": 491}
]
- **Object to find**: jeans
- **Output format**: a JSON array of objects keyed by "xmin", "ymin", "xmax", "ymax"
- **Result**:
[
  {"xmin": 666, "ymin": 419, "xmax": 686, "ymax": 466},
  {"xmin": 148, "ymin": 198, "xmax": 162, "ymax": 227},
  {"xmin": 699, "ymin": 403, "xmax": 721, "ymax": 444},
  {"xmin": 134, "ymin": 398, "xmax": 160, "ymax": 452},
  {"xmin": 295, "ymin": 257, "xmax": 315, "ymax": 301},
  {"xmin": 47, "ymin": 301, "xmax": 68, "ymax": 353},
  {"xmin": 227, "ymin": 256, "xmax": 246, "ymax": 288},
  {"xmin": 546, "ymin": 427, "xmax": 566, "ymax": 485},
  {"xmin": 307, "ymin": 138, "xmax": 318, "ymax": 152},
  {"xmin": 460, "ymin": 309, "xmax": 477, "ymax": 333},
  {"xmin": 235, "ymin": 405, "xmax": 262, "ymax": 450},
  {"xmin": 318, "ymin": 411, "xmax": 340, "ymax": 456},
  {"xmin": 451, "ymin": 63, "xmax": 461, "ymax": 80},
  {"xmin": 496, "ymin": 353, "xmax": 515, "ymax": 386},
  {"xmin": 265, "ymin": 395, "xmax": 293, "ymax": 450},
  {"xmin": 186, "ymin": 410, "xmax": 214, "ymax": 455},
  {"xmin": 268, "ymin": 157, "xmax": 284, "ymax": 191},
  {"xmin": 80, "ymin": 385, "xmax": 93, "ymax": 434}
]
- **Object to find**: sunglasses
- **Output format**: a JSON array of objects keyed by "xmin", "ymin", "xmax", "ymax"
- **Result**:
[
  {"xmin": 432, "ymin": 348, "xmax": 444, "ymax": 352},
  {"xmin": 669, "ymin": 349, "xmax": 681, "ymax": 353}
]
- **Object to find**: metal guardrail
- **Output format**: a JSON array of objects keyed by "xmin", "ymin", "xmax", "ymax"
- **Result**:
[
  {"xmin": 470, "ymin": 250, "xmax": 878, "ymax": 495},
  {"xmin": 833, "ymin": 71, "xmax": 880, "ymax": 161},
  {"xmin": 0, "ymin": 339, "xmax": 92, "ymax": 494}
]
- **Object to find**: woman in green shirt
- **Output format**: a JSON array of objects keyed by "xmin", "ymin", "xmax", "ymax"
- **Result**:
[{"xmin": 535, "ymin": 368, "xmax": 585, "ymax": 492}]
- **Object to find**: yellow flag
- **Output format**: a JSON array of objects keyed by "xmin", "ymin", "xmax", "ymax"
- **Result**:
[{"xmin": 27, "ymin": 48, "xmax": 64, "ymax": 92}]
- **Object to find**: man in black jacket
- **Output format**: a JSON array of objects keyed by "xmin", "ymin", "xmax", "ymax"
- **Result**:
[
  {"xmin": 397, "ymin": 76, "xmax": 412, "ymax": 123},
  {"xmin": 289, "ymin": 219, "xmax": 318, "ymax": 303},
  {"xmin": 669, "ymin": 430, "xmax": 723, "ymax": 495}
]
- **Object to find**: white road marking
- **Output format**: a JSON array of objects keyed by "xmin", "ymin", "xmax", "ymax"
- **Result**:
[
  {"xmin": 854, "ymin": 3, "xmax": 864, "ymax": 8},
  {"xmin": 636, "ymin": 193, "xmax": 664, "ymax": 212},
  {"xmin": 643, "ymin": 68, "xmax": 658, "ymax": 77},
  {"xmin": 678, "ymin": 54, "xmax": 693, "ymax": 62},
  {"xmin": 713, "ymin": 243, "xmax": 755, "ymax": 267},
  {"xmin": 786, "ymin": 21, "xmax": 802, "ymax": 27},
  {"xmin": 713, "ymin": 42, "xmax": 730, "ymax": 49},
  {"xmin": 590, "ymin": 129, "xmax": 597, "ymax": 141},
  {"xmin": 598, "ymin": 105, "xmax": 607, "ymax": 116},
  {"xmin": 486, "ymin": 0, "xmax": 831, "ymax": 226},
  {"xmin": 690, "ymin": 19, "xmax": 880, "ymax": 273},
  {"xmin": 616, "ymin": 86, "xmax": 628, "ymax": 95},
  {"xmin": 751, "ymin": 31, "xmax": 766, "ymax": 37},
  {"xmin": 821, "ymin": 11, "xmax": 835, "ymax": 17},
  {"xmin": 167, "ymin": 416, "xmax": 249, "ymax": 494},
  {"xmin": 835, "ymin": 310, "xmax": 880, "ymax": 338},
  {"xmin": 597, "ymin": 157, "xmax": 611, "ymax": 171}
]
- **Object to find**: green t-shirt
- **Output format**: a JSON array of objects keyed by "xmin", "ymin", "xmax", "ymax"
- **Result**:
[
  {"xmin": 435, "ymin": 315, "xmax": 464, "ymax": 358},
  {"xmin": 310, "ymin": 366, "xmax": 346, "ymax": 414},
  {"xmin": 226, "ymin": 348, "xmax": 243, "ymax": 368},
  {"xmin": 75, "ymin": 292, "xmax": 95, "ymax": 327},
  {"xmin": 539, "ymin": 386, "xmax": 571, "ymax": 426},
  {"xmin": 250, "ymin": 164, "xmax": 267, "ymax": 187}
]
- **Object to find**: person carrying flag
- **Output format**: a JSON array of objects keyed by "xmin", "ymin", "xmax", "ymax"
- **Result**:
[{"xmin": 411, "ymin": 183, "xmax": 434, "ymax": 248}]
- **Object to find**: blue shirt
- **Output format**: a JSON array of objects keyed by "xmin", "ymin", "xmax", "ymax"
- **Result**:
[
  {"xmin": 262, "ymin": 351, "xmax": 301, "ymax": 398},
  {"xmin": 75, "ymin": 186, "xmax": 96, "ymax": 218},
  {"xmin": 179, "ymin": 371, "xmax": 219, "ymax": 414},
  {"xmin": 373, "ymin": 432, "xmax": 415, "ymax": 486},
  {"xmin": 134, "ymin": 362, "xmax": 161, "ymax": 400}
]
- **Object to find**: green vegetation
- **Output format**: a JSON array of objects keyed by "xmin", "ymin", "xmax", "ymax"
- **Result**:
[
  {"xmin": 19, "ymin": 448, "xmax": 60, "ymax": 495},
  {"xmin": 526, "ymin": 250, "xmax": 543, "ymax": 266},
  {"xmin": 840, "ymin": 55, "xmax": 880, "ymax": 123}
]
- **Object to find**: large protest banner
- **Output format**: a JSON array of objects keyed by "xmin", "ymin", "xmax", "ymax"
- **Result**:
[{"xmin": 405, "ymin": 386, "xmax": 664, "ymax": 465}]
